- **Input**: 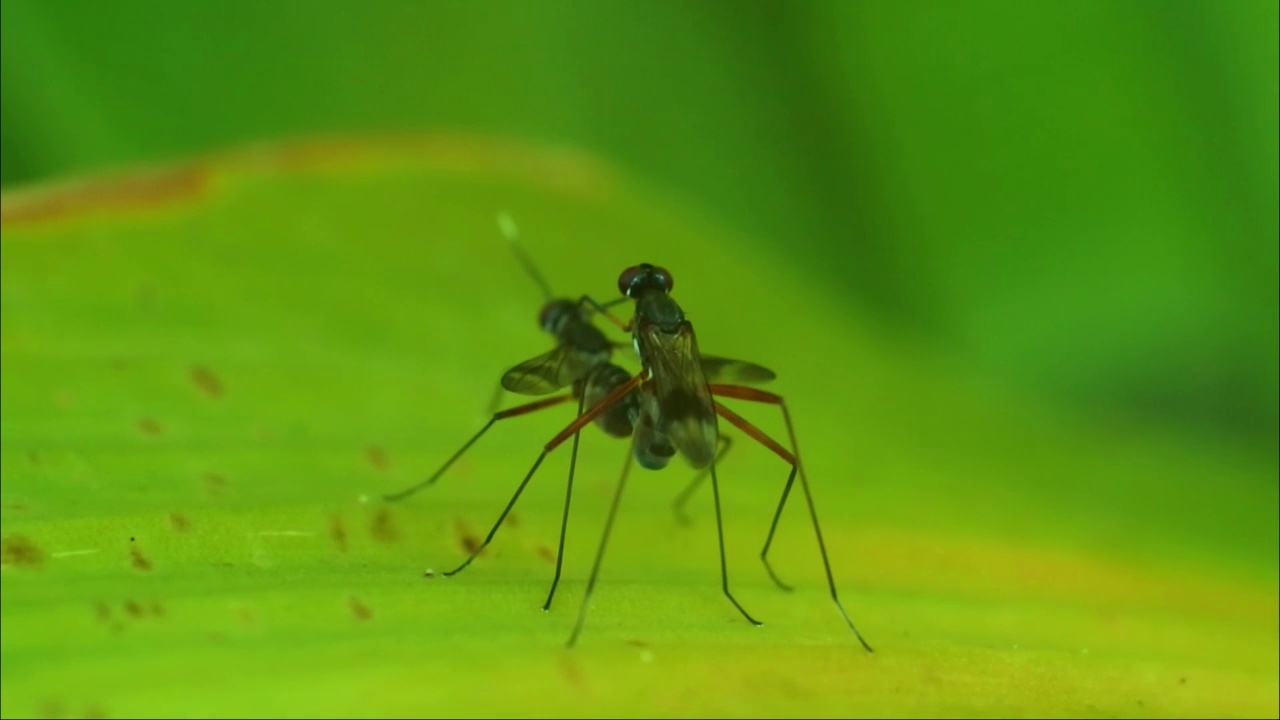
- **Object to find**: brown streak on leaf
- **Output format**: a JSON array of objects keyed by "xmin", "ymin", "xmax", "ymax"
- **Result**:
[
  {"xmin": 1, "ymin": 134, "xmax": 615, "ymax": 232},
  {"xmin": 370, "ymin": 507, "xmax": 398, "ymax": 544},
  {"xmin": 559, "ymin": 654, "xmax": 583, "ymax": 686},
  {"xmin": 137, "ymin": 418, "xmax": 163, "ymax": 436},
  {"xmin": 2, "ymin": 534, "xmax": 46, "ymax": 567},
  {"xmin": 129, "ymin": 546, "xmax": 152, "ymax": 571},
  {"xmin": 1, "ymin": 165, "xmax": 209, "ymax": 228},
  {"xmin": 329, "ymin": 514, "xmax": 348, "ymax": 553},
  {"xmin": 123, "ymin": 600, "xmax": 145, "ymax": 618},
  {"xmin": 349, "ymin": 596, "xmax": 372, "ymax": 620},
  {"xmin": 168, "ymin": 512, "xmax": 190, "ymax": 532},
  {"xmin": 189, "ymin": 365, "xmax": 224, "ymax": 398},
  {"xmin": 455, "ymin": 518, "xmax": 483, "ymax": 556},
  {"xmin": 365, "ymin": 445, "xmax": 390, "ymax": 471},
  {"xmin": 203, "ymin": 472, "xmax": 227, "ymax": 496},
  {"xmin": 536, "ymin": 545, "xmax": 556, "ymax": 564}
]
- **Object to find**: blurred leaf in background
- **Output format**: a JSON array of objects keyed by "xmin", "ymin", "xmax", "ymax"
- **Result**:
[{"xmin": 2, "ymin": 0, "xmax": 1276, "ymax": 459}]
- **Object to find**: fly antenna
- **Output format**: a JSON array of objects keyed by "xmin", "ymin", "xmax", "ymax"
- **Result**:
[{"xmin": 497, "ymin": 211, "xmax": 554, "ymax": 301}]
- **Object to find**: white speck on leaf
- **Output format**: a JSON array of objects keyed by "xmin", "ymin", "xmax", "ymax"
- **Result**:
[{"xmin": 52, "ymin": 549, "xmax": 100, "ymax": 558}]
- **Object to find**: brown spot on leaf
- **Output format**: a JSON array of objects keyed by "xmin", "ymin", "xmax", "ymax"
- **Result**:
[
  {"xmin": 2, "ymin": 534, "xmax": 46, "ymax": 567},
  {"xmin": 504, "ymin": 512, "xmax": 519, "ymax": 528},
  {"xmin": 536, "ymin": 545, "xmax": 556, "ymax": 564},
  {"xmin": 94, "ymin": 602, "xmax": 112, "ymax": 622},
  {"xmin": 168, "ymin": 512, "xmax": 190, "ymax": 532},
  {"xmin": 8, "ymin": 502, "xmax": 30, "ymax": 511},
  {"xmin": 82, "ymin": 704, "xmax": 108, "ymax": 719},
  {"xmin": 123, "ymin": 600, "xmax": 145, "ymax": 618},
  {"xmin": 1178, "ymin": 676, "xmax": 1187, "ymax": 685},
  {"xmin": 27, "ymin": 451, "xmax": 40, "ymax": 466},
  {"xmin": 329, "ymin": 514, "xmax": 348, "ymax": 553},
  {"xmin": 370, "ymin": 507, "xmax": 398, "ymax": 543},
  {"xmin": 454, "ymin": 519, "xmax": 483, "ymax": 556},
  {"xmin": 559, "ymin": 654, "xmax": 583, "ymax": 686},
  {"xmin": 189, "ymin": 365, "xmax": 223, "ymax": 398},
  {"xmin": 137, "ymin": 418, "xmax": 163, "ymax": 436},
  {"xmin": 203, "ymin": 472, "xmax": 227, "ymax": 495},
  {"xmin": 149, "ymin": 601, "xmax": 166, "ymax": 617},
  {"xmin": 129, "ymin": 546, "xmax": 152, "ymax": 571},
  {"xmin": 38, "ymin": 699, "xmax": 66, "ymax": 719},
  {"xmin": 237, "ymin": 606, "xmax": 255, "ymax": 626},
  {"xmin": 349, "ymin": 596, "xmax": 372, "ymax": 620},
  {"xmin": 365, "ymin": 445, "xmax": 389, "ymax": 471},
  {"xmin": 626, "ymin": 639, "xmax": 649, "ymax": 649}
]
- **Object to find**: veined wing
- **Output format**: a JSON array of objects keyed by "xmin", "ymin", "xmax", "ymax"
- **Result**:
[
  {"xmin": 699, "ymin": 355, "xmax": 776, "ymax": 385},
  {"xmin": 501, "ymin": 344, "xmax": 598, "ymax": 395},
  {"xmin": 637, "ymin": 321, "xmax": 718, "ymax": 469}
]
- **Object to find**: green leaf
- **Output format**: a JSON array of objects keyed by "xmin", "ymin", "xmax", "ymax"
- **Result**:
[{"xmin": 2, "ymin": 135, "xmax": 1276, "ymax": 718}]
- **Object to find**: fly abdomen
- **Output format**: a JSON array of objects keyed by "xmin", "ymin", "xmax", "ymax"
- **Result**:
[{"xmin": 581, "ymin": 364, "xmax": 638, "ymax": 439}]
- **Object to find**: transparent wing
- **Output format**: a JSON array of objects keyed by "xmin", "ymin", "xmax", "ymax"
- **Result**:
[
  {"xmin": 638, "ymin": 321, "xmax": 719, "ymax": 468},
  {"xmin": 500, "ymin": 344, "xmax": 594, "ymax": 396},
  {"xmin": 699, "ymin": 355, "xmax": 776, "ymax": 385}
]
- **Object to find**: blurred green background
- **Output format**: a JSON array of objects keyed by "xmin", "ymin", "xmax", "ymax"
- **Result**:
[{"xmin": 3, "ymin": 0, "xmax": 1276, "ymax": 457}]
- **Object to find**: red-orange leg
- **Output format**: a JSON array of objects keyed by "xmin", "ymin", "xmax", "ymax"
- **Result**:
[
  {"xmin": 440, "ymin": 372, "xmax": 645, "ymax": 580},
  {"xmin": 383, "ymin": 393, "xmax": 575, "ymax": 502},
  {"xmin": 709, "ymin": 383, "xmax": 874, "ymax": 653}
]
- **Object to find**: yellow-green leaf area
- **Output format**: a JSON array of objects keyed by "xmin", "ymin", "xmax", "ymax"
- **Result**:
[{"xmin": 1, "ymin": 136, "xmax": 1276, "ymax": 718}]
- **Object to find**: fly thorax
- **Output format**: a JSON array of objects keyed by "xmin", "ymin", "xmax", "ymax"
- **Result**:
[{"xmin": 635, "ymin": 292, "xmax": 685, "ymax": 332}]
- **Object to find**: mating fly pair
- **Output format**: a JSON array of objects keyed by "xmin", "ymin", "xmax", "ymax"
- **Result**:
[{"xmin": 384, "ymin": 217, "xmax": 873, "ymax": 650}]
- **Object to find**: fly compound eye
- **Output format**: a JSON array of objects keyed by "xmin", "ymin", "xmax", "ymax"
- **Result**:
[
  {"xmin": 650, "ymin": 266, "xmax": 673, "ymax": 293},
  {"xmin": 617, "ymin": 265, "xmax": 647, "ymax": 297}
]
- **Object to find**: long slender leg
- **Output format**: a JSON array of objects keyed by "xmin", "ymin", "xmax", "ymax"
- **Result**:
[
  {"xmin": 671, "ymin": 433, "xmax": 733, "ymax": 527},
  {"xmin": 710, "ymin": 384, "xmax": 874, "ymax": 653},
  {"xmin": 577, "ymin": 295, "xmax": 632, "ymax": 332},
  {"xmin": 383, "ymin": 394, "xmax": 574, "ymax": 502},
  {"xmin": 440, "ymin": 372, "xmax": 645, "ymax": 579},
  {"xmin": 710, "ymin": 453, "xmax": 763, "ymax": 627},
  {"xmin": 759, "ymin": 467, "xmax": 797, "ymax": 592},
  {"xmin": 696, "ymin": 403, "xmax": 795, "ymax": 592},
  {"xmin": 566, "ymin": 440, "xmax": 635, "ymax": 648},
  {"xmin": 484, "ymin": 379, "xmax": 508, "ymax": 417},
  {"xmin": 542, "ymin": 393, "xmax": 587, "ymax": 611}
]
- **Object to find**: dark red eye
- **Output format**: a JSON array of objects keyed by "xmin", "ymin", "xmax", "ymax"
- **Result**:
[
  {"xmin": 617, "ymin": 263, "xmax": 675, "ymax": 297},
  {"xmin": 617, "ymin": 265, "xmax": 644, "ymax": 297},
  {"xmin": 651, "ymin": 266, "xmax": 674, "ymax": 292}
]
